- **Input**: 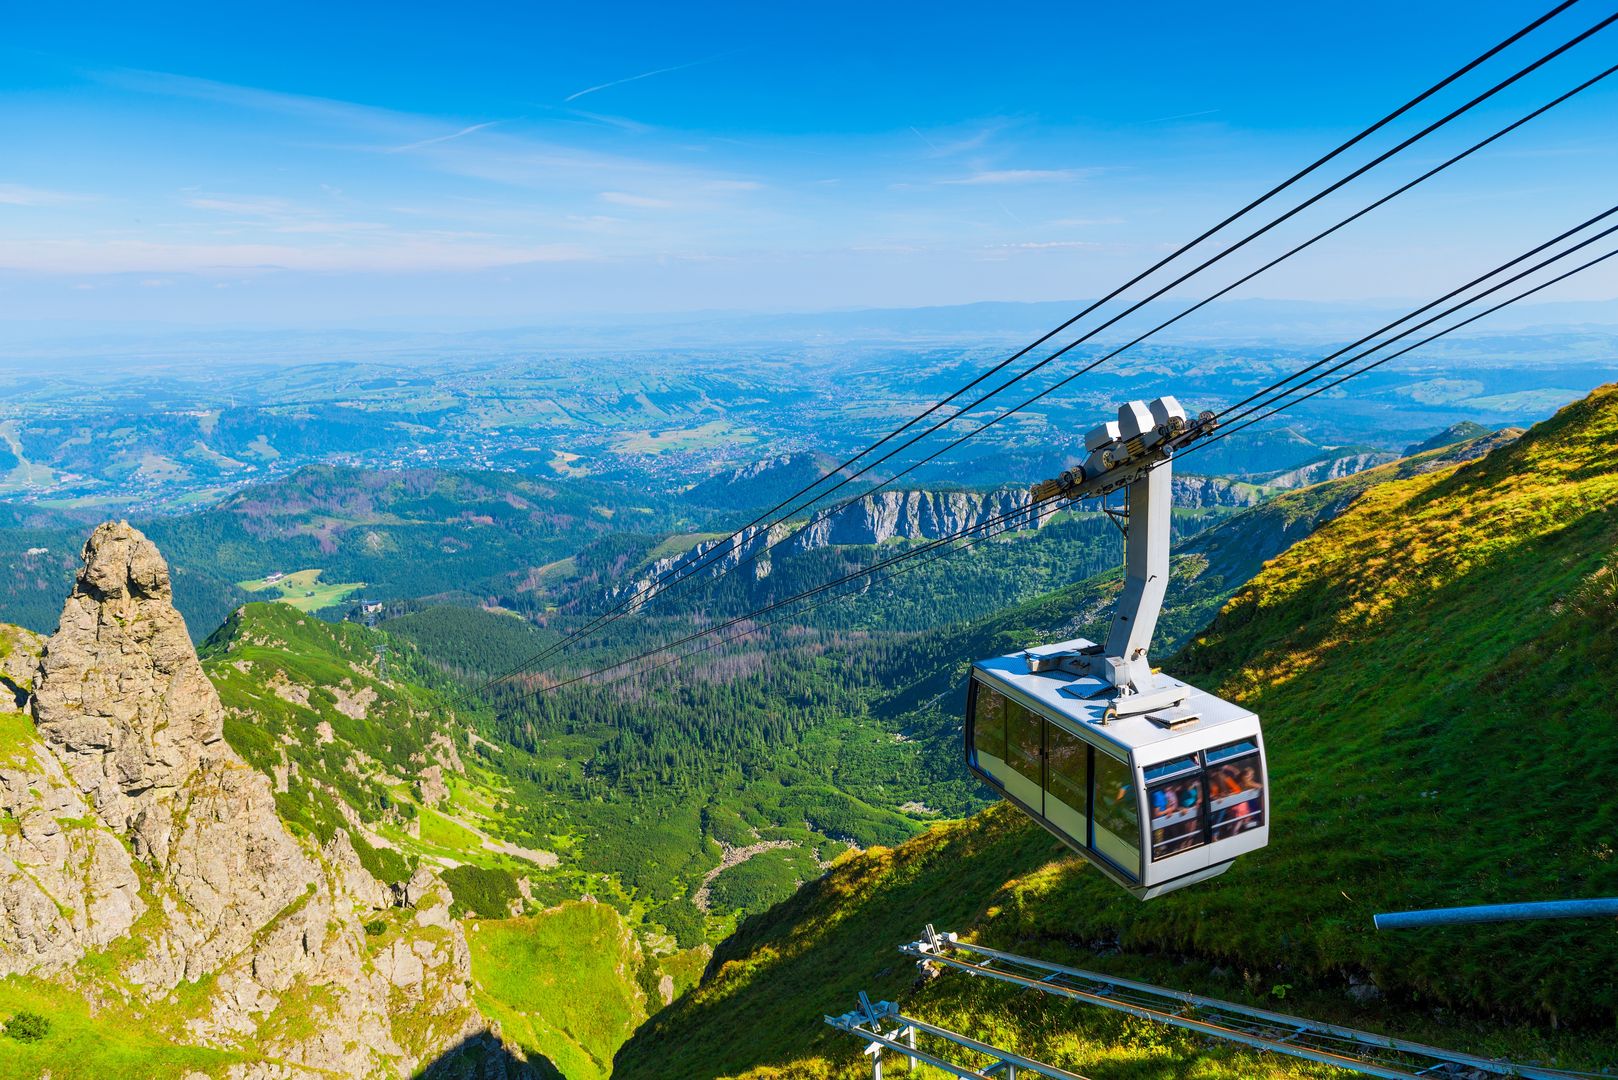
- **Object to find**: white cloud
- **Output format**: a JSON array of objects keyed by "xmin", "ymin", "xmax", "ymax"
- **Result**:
[
  {"xmin": 991, "ymin": 240, "xmax": 1102, "ymax": 251},
  {"xmin": 563, "ymin": 53, "xmax": 734, "ymax": 103},
  {"xmin": 0, "ymin": 183, "xmax": 96, "ymax": 207},
  {"xmin": 386, "ymin": 120, "xmax": 502, "ymax": 154},
  {"xmin": 182, "ymin": 193, "xmax": 389, "ymax": 237},
  {"xmin": 0, "ymin": 237, "xmax": 593, "ymax": 274}
]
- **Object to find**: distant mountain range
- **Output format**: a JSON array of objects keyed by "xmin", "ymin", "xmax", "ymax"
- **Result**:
[{"xmin": 2, "ymin": 297, "xmax": 1614, "ymax": 361}]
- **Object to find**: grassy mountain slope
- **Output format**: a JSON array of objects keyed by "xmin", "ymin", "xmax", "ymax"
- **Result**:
[
  {"xmin": 469, "ymin": 902, "xmax": 659, "ymax": 1080},
  {"xmin": 202, "ymin": 602, "xmax": 556, "ymax": 894},
  {"xmin": 616, "ymin": 385, "xmax": 1618, "ymax": 1078},
  {"xmin": 198, "ymin": 602, "xmax": 713, "ymax": 1077}
]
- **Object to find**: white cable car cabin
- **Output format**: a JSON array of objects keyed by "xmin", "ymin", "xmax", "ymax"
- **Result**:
[{"xmin": 963, "ymin": 397, "xmax": 1269, "ymax": 899}]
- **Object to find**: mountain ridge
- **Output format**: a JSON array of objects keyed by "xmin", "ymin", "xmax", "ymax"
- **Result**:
[{"xmin": 0, "ymin": 522, "xmax": 528, "ymax": 1077}]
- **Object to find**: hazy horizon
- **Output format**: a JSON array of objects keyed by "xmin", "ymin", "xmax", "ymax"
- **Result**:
[{"xmin": 4, "ymin": 1, "xmax": 1617, "ymax": 329}]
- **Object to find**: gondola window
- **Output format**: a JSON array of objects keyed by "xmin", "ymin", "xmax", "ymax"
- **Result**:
[
  {"xmin": 1003, "ymin": 695, "xmax": 1044, "ymax": 814},
  {"xmin": 1045, "ymin": 722, "xmax": 1089, "ymax": 847},
  {"xmin": 1206, "ymin": 740, "xmax": 1265, "ymax": 840},
  {"xmin": 1092, "ymin": 751, "xmax": 1139, "ymax": 873}
]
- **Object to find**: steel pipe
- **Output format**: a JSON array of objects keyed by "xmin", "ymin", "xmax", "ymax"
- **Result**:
[{"xmin": 1374, "ymin": 898, "xmax": 1618, "ymax": 930}]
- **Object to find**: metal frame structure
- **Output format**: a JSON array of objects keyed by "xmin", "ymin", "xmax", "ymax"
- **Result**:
[
  {"xmin": 826, "ymin": 992, "xmax": 1091, "ymax": 1080},
  {"xmin": 1026, "ymin": 396, "xmax": 1210, "ymax": 712},
  {"xmin": 901, "ymin": 928, "xmax": 1590, "ymax": 1080}
]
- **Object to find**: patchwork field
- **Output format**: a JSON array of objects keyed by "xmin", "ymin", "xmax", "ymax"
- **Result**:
[{"xmin": 236, "ymin": 568, "xmax": 365, "ymax": 612}]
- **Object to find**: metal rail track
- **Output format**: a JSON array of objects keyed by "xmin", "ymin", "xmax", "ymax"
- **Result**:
[
  {"xmin": 827, "ymin": 991, "xmax": 1092, "ymax": 1079},
  {"xmin": 896, "ymin": 927, "xmax": 1595, "ymax": 1080}
]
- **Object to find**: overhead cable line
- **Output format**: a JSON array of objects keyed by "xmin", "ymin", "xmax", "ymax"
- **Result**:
[
  {"xmin": 764, "ymin": 62, "xmax": 1618, "ymax": 516},
  {"xmin": 501, "ymin": 227, "xmax": 1618, "ymax": 699},
  {"xmin": 1206, "ymin": 209, "xmax": 1618, "ymax": 433},
  {"xmin": 506, "ymin": 25, "xmax": 1618, "ymax": 683},
  {"xmin": 477, "ymin": 1, "xmax": 1590, "ymax": 690},
  {"xmin": 1213, "ymin": 68, "xmax": 1618, "ymax": 423},
  {"xmin": 1180, "ymin": 243, "xmax": 1618, "ymax": 460},
  {"xmin": 623, "ymin": 5, "xmax": 1617, "ymax": 572}
]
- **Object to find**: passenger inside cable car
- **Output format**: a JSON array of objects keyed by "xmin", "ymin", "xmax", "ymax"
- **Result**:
[{"xmin": 965, "ymin": 645, "xmax": 1269, "ymax": 900}]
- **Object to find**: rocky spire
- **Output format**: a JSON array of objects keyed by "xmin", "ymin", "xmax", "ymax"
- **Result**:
[
  {"xmin": 32, "ymin": 521, "xmax": 228, "ymax": 861},
  {"xmin": 0, "ymin": 523, "xmax": 493, "ymax": 1072},
  {"xmin": 30, "ymin": 521, "xmax": 319, "ymax": 982}
]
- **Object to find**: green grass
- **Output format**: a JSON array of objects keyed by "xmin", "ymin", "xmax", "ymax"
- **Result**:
[
  {"xmin": 0, "ymin": 975, "xmax": 245, "ymax": 1079},
  {"xmin": 706, "ymin": 847, "xmax": 821, "ymax": 918},
  {"xmin": 0, "ymin": 712, "xmax": 38, "ymax": 768},
  {"xmin": 616, "ymin": 385, "xmax": 1618, "ymax": 1079},
  {"xmin": 612, "ymin": 420, "xmax": 754, "ymax": 455},
  {"xmin": 236, "ymin": 567, "xmax": 365, "ymax": 612},
  {"xmin": 644, "ymin": 531, "xmax": 728, "ymax": 563},
  {"xmin": 468, "ymin": 904, "xmax": 651, "ymax": 1080},
  {"xmin": 203, "ymin": 603, "xmax": 555, "ymax": 889}
]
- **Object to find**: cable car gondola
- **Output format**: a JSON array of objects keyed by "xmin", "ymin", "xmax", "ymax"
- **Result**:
[{"xmin": 963, "ymin": 397, "xmax": 1269, "ymax": 899}]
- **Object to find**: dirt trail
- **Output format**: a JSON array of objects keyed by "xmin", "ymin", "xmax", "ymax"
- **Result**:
[{"xmin": 692, "ymin": 840, "xmax": 795, "ymax": 912}]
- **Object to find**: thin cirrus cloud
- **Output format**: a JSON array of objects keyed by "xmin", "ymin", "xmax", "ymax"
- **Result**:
[
  {"xmin": 0, "ymin": 236, "xmax": 594, "ymax": 275},
  {"xmin": 599, "ymin": 191, "xmax": 675, "ymax": 209},
  {"xmin": 562, "ymin": 51, "xmax": 738, "ymax": 103},
  {"xmin": 0, "ymin": 183, "xmax": 96, "ymax": 207},
  {"xmin": 182, "ymin": 193, "xmax": 389, "ymax": 236},
  {"xmin": 36, "ymin": 67, "xmax": 783, "ymax": 276},
  {"xmin": 385, "ymin": 120, "xmax": 505, "ymax": 154}
]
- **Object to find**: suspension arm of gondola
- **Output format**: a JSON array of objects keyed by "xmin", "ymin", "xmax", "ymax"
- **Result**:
[{"xmin": 1023, "ymin": 397, "xmax": 1215, "ymax": 711}]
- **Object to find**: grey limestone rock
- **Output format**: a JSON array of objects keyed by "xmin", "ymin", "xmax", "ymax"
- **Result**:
[{"xmin": 0, "ymin": 522, "xmax": 496, "ymax": 1077}]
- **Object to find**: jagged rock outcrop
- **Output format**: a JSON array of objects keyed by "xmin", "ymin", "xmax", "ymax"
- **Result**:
[
  {"xmin": 1256, "ymin": 450, "xmax": 1401, "ymax": 490},
  {"xmin": 0, "ymin": 522, "xmax": 516, "ymax": 1078},
  {"xmin": 1171, "ymin": 474, "xmax": 1267, "ymax": 508},
  {"xmin": 618, "ymin": 488, "xmax": 1052, "ymax": 606},
  {"xmin": 0, "ymin": 624, "xmax": 39, "ymax": 710},
  {"xmin": 30, "ymin": 522, "xmax": 317, "ymax": 984},
  {"xmin": 792, "ymin": 488, "xmax": 1050, "ymax": 548},
  {"xmin": 619, "ymin": 521, "xmax": 794, "ymax": 610}
]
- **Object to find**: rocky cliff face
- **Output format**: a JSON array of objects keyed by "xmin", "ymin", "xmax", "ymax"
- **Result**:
[
  {"xmin": 0, "ymin": 522, "xmax": 526, "ymax": 1078},
  {"xmin": 619, "ymin": 488, "xmax": 1051, "ymax": 607},
  {"xmin": 792, "ymin": 488, "xmax": 1050, "ymax": 548},
  {"xmin": 1256, "ymin": 450, "xmax": 1401, "ymax": 490},
  {"xmin": 1170, "ymin": 474, "xmax": 1267, "ymax": 508},
  {"xmin": 625, "ymin": 479, "xmax": 1264, "ymax": 608}
]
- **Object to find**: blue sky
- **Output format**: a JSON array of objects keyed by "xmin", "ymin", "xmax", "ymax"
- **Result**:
[{"xmin": 1, "ymin": 0, "xmax": 1614, "ymax": 327}]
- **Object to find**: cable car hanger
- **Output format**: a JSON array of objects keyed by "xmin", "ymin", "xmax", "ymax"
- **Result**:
[
  {"xmin": 964, "ymin": 397, "xmax": 1267, "ymax": 899},
  {"xmin": 1026, "ymin": 396, "xmax": 1214, "ymax": 718}
]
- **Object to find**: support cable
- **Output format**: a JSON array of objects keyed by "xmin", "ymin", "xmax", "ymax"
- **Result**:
[
  {"xmin": 1205, "ymin": 212, "xmax": 1618, "ymax": 433},
  {"xmin": 478, "ymin": 1, "xmax": 1597, "ymax": 688},
  {"xmin": 1181, "ymin": 242, "xmax": 1618, "ymax": 459},
  {"xmin": 500, "ymin": 232, "xmax": 1618, "ymax": 699}
]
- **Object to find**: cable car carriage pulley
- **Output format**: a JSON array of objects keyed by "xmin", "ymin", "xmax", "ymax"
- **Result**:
[{"xmin": 964, "ymin": 397, "xmax": 1269, "ymax": 899}]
